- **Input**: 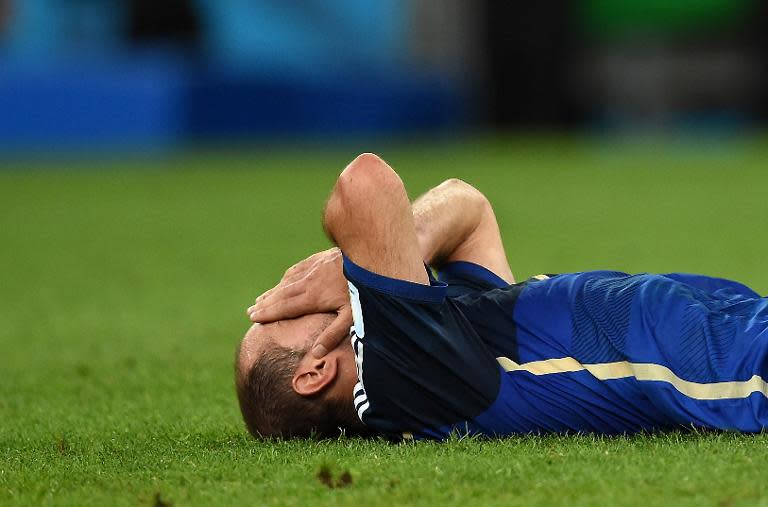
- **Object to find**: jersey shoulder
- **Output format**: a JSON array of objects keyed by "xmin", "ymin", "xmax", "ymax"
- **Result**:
[{"xmin": 343, "ymin": 255, "xmax": 502, "ymax": 438}]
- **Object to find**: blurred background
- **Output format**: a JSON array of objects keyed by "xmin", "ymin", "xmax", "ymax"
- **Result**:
[{"xmin": 0, "ymin": 0, "xmax": 765, "ymax": 154}]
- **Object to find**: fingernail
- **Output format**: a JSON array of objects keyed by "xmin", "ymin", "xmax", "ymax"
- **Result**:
[
  {"xmin": 249, "ymin": 311, "xmax": 258, "ymax": 320},
  {"xmin": 311, "ymin": 344, "xmax": 328, "ymax": 358}
]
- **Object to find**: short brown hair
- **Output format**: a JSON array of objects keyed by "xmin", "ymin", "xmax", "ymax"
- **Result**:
[{"xmin": 235, "ymin": 341, "xmax": 366, "ymax": 438}]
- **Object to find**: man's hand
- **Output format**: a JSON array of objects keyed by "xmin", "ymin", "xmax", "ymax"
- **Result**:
[{"xmin": 247, "ymin": 248, "xmax": 352, "ymax": 358}]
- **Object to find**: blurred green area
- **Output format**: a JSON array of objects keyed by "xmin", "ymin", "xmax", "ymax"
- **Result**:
[
  {"xmin": 581, "ymin": 0, "xmax": 756, "ymax": 38},
  {"xmin": 1, "ymin": 136, "xmax": 767, "ymax": 506}
]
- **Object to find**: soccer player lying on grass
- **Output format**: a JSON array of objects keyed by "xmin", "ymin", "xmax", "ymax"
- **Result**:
[{"xmin": 235, "ymin": 153, "xmax": 768, "ymax": 440}]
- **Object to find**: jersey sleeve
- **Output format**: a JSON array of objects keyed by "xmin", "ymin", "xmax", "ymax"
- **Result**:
[
  {"xmin": 343, "ymin": 255, "xmax": 501, "ymax": 439},
  {"xmin": 436, "ymin": 261, "xmax": 510, "ymax": 298}
]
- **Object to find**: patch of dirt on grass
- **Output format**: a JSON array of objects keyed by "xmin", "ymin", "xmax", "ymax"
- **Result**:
[
  {"xmin": 153, "ymin": 492, "xmax": 173, "ymax": 507},
  {"xmin": 337, "ymin": 471, "xmax": 352, "ymax": 488},
  {"xmin": 317, "ymin": 465, "xmax": 333, "ymax": 488},
  {"xmin": 55, "ymin": 436, "xmax": 69, "ymax": 456},
  {"xmin": 316, "ymin": 465, "xmax": 353, "ymax": 489}
]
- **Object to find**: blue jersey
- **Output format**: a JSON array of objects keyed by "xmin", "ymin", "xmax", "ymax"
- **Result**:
[{"xmin": 343, "ymin": 256, "xmax": 768, "ymax": 440}]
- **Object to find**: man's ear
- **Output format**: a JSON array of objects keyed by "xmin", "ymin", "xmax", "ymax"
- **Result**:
[{"xmin": 292, "ymin": 354, "xmax": 339, "ymax": 397}]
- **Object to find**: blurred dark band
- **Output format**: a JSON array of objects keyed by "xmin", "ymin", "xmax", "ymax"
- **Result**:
[
  {"xmin": 0, "ymin": 1, "xmax": 766, "ymax": 154},
  {"xmin": 126, "ymin": 0, "xmax": 201, "ymax": 49}
]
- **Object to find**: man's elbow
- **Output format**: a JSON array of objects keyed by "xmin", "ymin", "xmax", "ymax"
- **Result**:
[
  {"xmin": 338, "ymin": 153, "xmax": 403, "ymax": 196},
  {"xmin": 324, "ymin": 153, "xmax": 406, "ymax": 239},
  {"xmin": 440, "ymin": 178, "xmax": 491, "ymax": 213}
]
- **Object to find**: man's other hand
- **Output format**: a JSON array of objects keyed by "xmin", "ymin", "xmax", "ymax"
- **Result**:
[{"xmin": 247, "ymin": 248, "xmax": 352, "ymax": 359}]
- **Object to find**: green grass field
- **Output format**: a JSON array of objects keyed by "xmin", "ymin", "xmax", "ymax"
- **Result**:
[{"xmin": 2, "ymin": 136, "xmax": 768, "ymax": 506}]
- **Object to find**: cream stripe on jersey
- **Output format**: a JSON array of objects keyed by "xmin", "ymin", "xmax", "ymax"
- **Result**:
[{"xmin": 496, "ymin": 356, "xmax": 768, "ymax": 401}]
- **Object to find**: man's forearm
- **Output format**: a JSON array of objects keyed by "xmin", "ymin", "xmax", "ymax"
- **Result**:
[
  {"xmin": 412, "ymin": 179, "xmax": 490, "ymax": 267},
  {"xmin": 322, "ymin": 153, "xmax": 430, "ymax": 285}
]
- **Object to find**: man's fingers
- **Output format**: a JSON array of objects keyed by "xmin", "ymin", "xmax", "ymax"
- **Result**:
[
  {"xmin": 253, "ymin": 285, "xmax": 278, "ymax": 306},
  {"xmin": 311, "ymin": 307, "xmax": 353, "ymax": 358},
  {"xmin": 255, "ymin": 265, "xmax": 306, "ymax": 305},
  {"xmin": 246, "ymin": 248, "xmax": 344, "ymax": 323},
  {"xmin": 249, "ymin": 281, "xmax": 306, "ymax": 317},
  {"xmin": 279, "ymin": 262, "xmax": 314, "ymax": 285},
  {"xmin": 255, "ymin": 269, "xmax": 309, "ymax": 303},
  {"xmin": 280, "ymin": 251, "xmax": 325, "ymax": 282},
  {"xmin": 249, "ymin": 292, "xmax": 315, "ymax": 323}
]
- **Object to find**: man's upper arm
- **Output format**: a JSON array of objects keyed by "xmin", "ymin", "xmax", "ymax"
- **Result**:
[{"xmin": 323, "ymin": 153, "xmax": 429, "ymax": 286}]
